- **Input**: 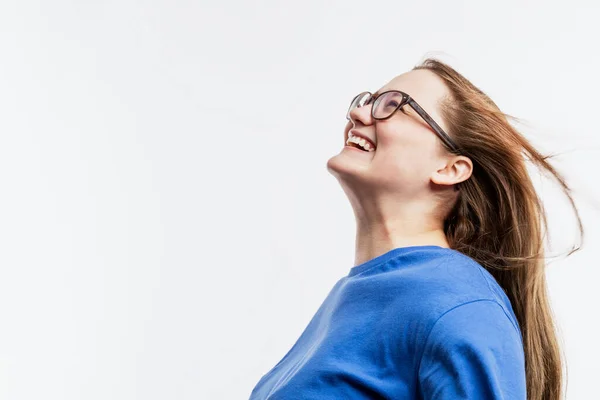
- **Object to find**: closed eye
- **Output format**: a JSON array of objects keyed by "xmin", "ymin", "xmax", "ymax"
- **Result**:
[{"xmin": 386, "ymin": 101, "xmax": 409, "ymax": 114}]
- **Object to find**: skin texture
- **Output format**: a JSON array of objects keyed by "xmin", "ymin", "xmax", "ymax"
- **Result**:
[{"xmin": 326, "ymin": 69, "xmax": 474, "ymax": 267}]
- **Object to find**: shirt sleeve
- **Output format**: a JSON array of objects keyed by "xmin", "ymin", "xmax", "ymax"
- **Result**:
[{"xmin": 417, "ymin": 299, "xmax": 526, "ymax": 399}]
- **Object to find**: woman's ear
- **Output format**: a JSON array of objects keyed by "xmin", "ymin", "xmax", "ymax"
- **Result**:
[{"xmin": 431, "ymin": 156, "xmax": 473, "ymax": 187}]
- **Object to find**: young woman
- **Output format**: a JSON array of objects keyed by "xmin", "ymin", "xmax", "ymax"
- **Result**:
[{"xmin": 250, "ymin": 58, "xmax": 583, "ymax": 400}]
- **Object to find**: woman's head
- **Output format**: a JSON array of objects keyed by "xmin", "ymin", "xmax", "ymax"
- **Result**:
[
  {"xmin": 328, "ymin": 58, "xmax": 584, "ymax": 399},
  {"xmin": 326, "ymin": 68, "xmax": 473, "ymax": 227}
]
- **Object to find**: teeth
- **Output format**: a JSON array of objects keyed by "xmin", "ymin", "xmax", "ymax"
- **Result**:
[{"xmin": 346, "ymin": 134, "xmax": 375, "ymax": 152}]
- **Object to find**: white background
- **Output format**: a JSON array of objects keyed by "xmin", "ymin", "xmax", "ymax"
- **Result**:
[{"xmin": 0, "ymin": 0, "xmax": 598, "ymax": 399}]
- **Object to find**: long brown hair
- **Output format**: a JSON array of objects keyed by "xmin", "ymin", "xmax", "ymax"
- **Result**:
[{"xmin": 413, "ymin": 58, "xmax": 584, "ymax": 400}]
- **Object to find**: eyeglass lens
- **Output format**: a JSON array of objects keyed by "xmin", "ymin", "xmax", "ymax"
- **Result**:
[{"xmin": 347, "ymin": 91, "xmax": 406, "ymax": 120}]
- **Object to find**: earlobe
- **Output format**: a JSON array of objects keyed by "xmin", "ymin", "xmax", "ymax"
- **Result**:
[{"xmin": 431, "ymin": 170, "xmax": 456, "ymax": 187}]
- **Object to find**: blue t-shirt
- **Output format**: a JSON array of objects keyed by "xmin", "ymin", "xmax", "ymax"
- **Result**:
[{"xmin": 249, "ymin": 245, "xmax": 526, "ymax": 399}]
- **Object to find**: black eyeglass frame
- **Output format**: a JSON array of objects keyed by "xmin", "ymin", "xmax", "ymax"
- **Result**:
[{"xmin": 346, "ymin": 90, "xmax": 460, "ymax": 153}]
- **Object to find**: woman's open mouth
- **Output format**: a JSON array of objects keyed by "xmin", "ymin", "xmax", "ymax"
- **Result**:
[{"xmin": 346, "ymin": 132, "xmax": 376, "ymax": 152}]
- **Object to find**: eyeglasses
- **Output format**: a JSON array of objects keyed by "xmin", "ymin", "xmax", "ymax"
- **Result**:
[{"xmin": 346, "ymin": 90, "xmax": 459, "ymax": 153}]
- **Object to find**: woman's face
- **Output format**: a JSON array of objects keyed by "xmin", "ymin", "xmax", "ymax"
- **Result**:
[{"xmin": 327, "ymin": 69, "xmax": 457, "ymax": 199}]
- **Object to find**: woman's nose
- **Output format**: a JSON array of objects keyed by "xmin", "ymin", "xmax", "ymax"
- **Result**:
[{"xmin": 348, "ymin": 103, "xmax": 374, "ymax": 125}]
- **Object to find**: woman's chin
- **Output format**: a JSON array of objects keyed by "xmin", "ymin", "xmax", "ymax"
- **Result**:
[{"xmin": 326, "ymin": 147, "xmax": 373, "ymax": 177}]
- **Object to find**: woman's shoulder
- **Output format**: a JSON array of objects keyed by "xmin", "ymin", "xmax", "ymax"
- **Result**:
[
  {"xmin": 445, "ymin": 250, "xmax": 514, "ymax": 306},
  {"xmin": 398, "ymin": 249, "xmax": 519, "ymax": 330}
]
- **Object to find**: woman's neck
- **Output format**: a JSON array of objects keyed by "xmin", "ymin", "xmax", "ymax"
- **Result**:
[{"xmin": 353, "ymin": 218, "xmax": 449, "ymax": 267}]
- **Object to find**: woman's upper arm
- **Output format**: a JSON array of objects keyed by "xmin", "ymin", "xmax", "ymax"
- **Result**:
[{"xmin": 417, "ymin": 299, "xmax": 526, "ymax": 399}]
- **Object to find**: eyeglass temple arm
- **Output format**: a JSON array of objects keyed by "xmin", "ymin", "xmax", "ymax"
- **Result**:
[{"xmin": 408, "ymin": 99, "xmax": 459, "ymax": 152}]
